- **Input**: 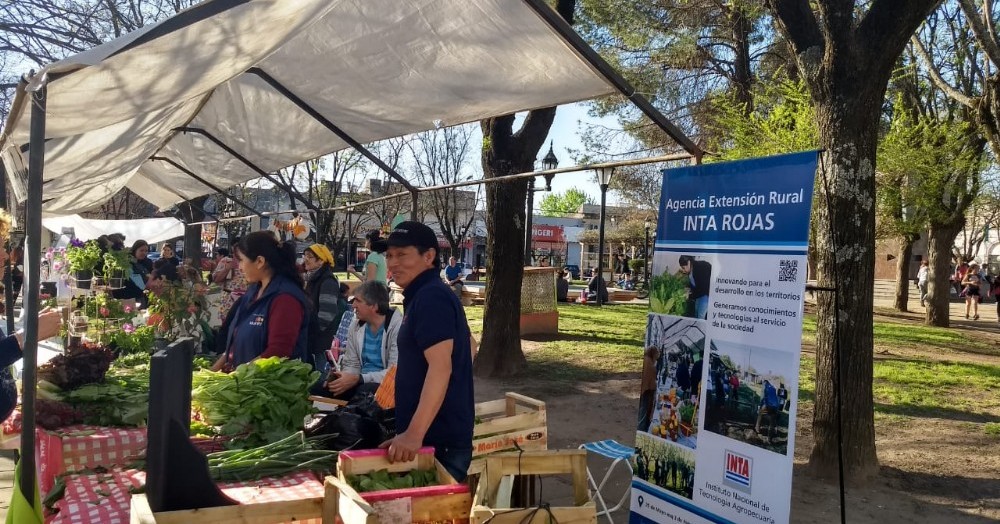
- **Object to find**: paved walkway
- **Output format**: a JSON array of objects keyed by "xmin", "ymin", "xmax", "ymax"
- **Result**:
[{"xmin": 0, "ymin": 450, "xmax": 16, "ymax": 521}]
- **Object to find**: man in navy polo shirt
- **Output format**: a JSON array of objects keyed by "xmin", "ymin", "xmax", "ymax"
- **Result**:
[{"xmin": 379, "ymin": 221, "xmax": 474, "ymax": 481}]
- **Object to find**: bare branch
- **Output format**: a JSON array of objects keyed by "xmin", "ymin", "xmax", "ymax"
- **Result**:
[{"xmin": 910, "ymin": 35, "xmax": 977, "ymax": 108}]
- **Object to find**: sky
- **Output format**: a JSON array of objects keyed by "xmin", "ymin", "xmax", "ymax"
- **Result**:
[{"xmin": 488, "ymin": 102, "xmax": 623, "ymax": 209}]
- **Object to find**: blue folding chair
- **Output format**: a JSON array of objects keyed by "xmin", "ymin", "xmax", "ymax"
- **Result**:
[{"xmin": 579, "ymin": 439, "xmax": 635, "ymax": 523}]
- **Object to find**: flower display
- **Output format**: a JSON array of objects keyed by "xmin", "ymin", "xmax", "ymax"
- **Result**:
[{"xmin": 146, "ymin": 281, "xmax": 210, "ymax": 343}]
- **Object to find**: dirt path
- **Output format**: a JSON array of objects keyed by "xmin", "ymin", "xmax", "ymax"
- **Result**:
[{"xmin": 474, "ymin": 307, "xmax": 1000, "ymax": 523}]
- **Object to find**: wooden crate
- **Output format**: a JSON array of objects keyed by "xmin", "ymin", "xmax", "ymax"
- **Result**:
[
  {"xmin": 325, "ymin": 447, "xmax": 472, "ymax": 523},
  {"xmin": 473, "ymin": 392, "xmax": 547, "ymax": 459},
  {"xmin": 130, "ymin": 494, "xmax": 324, "ymax": 524},
  {"xmin": 471, "ymin": 450, "xmax": 596, "ymax": 524}
]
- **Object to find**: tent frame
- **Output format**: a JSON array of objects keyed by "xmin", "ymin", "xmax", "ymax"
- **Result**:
[{"xmin": 7, "ymin": 0, "xmax": 708, "ymax": 507}]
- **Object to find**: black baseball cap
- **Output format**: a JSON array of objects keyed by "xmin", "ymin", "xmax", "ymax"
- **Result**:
[{"xmin": 387, "ymin": 221, "xmax": 437, "ymax": 251}]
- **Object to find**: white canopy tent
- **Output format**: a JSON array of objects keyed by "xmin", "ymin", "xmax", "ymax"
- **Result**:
[
  {"xmin": 0, "ymin": 0, "xmax": 702, "ymax": 217},
  {"xmin": 0, "ymin": 0, "xmax": 702, "ymax": 505},
  {"xmin": 41, "ymin": 215, "xmax": 185, "ymax": 245}
]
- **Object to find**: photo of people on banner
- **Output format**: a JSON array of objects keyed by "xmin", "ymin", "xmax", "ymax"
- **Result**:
[
  {"xmin": 649, "ymin": 254, "xmax": 713, "ymax": 320},
  {"xmin": 633, "ymin": 432, "xmax": 696, "ymax": 500},
  {"xmin": 640, "ymin": 315, "xmax": 705, "ymax": 449},
  {"xmin": 703, "ymin": 340, "xmax": 797, "ymax": 455}
]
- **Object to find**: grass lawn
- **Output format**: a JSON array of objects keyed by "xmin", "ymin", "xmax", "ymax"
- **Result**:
[
  {"xmin": 467, "ymin": 304, "xmax": 1000, "ymax": 433},
  {"xmin": 465, "ymin": 304, "xmax": 647, "ymax": 382}
]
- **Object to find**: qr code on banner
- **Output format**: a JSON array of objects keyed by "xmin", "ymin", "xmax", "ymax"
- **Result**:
[{"xmin": 778, "ymin": 259, "xmax": 798, "ymax": 282}]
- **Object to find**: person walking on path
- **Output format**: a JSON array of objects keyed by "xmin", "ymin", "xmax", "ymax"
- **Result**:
[
  {"xmin": 917, "ymin": 260, "xmax": 929, "ymax": 307},
  {"xmin": 961, "ymin": 263, "xmax": 982, "ymax": 320}
]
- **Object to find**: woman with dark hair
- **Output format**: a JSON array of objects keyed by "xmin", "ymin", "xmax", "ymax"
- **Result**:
[
  {"xmin": 302, "ymin": 243, "xmax": 341, "ymax": 371},
  {"xmin": 112, "ymin": 239, "xmax": 153, "ymax": 307},
  {"xmin": 212, "ymin": 231, "xmax": 310, "ymax": 372},
  {"xmin": 347, "ymin": 230, "xmax": 388, "ymax": 283},
  {"xmin": 160, "ymin": 243, "xmax": 181, "ymax": 267},
  {"xmin": 149, "ymin": 258, "xmax": 180, "ymax": 283}
]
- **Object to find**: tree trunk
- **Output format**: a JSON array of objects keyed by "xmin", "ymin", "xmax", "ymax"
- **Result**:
[
  {"xmin": 892, "ymin": 235, "xmax": 916, "ymax": 311},
  {"xmin": 474, "ymin": 156, "xmax": 530, "ymax": 378},
  {"xmin": 729, "ymin": 5, "xmax": 754, "ymax": 114},
  {"xmin": 178, "ymin": 196, "xmax": 207, "ymax": 267},
  {"xmin": 473, "ymin": 0, "xmax": 573, "ymax": 379},
  {"xmin": 808, "ymin": 95, "xmax": 881, "ymax": 483},
  {"xmin": 925, "ymin": 224, "xmax": 962, "ymax": 326}
]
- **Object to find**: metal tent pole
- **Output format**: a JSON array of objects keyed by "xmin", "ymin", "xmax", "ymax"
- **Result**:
[
  {"xmin": 0, "ymin": 162, "xmax": 14, "ymax": 336},
  {"xmin": 149, "ymin": 156, "xmax": 264, "ymax": 219},
  {"xmin": 171, "ymin": 127, "xmax": 320, "ymax": 213},
  {"xmin": 20, "ymin": 80, "xmax": 46, "ymax": 507}
]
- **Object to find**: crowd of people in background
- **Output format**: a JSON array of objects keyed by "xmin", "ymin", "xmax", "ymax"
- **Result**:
[{"xmin": 940, "ymin": 259, "xmax": 1000, "ymax": 323}]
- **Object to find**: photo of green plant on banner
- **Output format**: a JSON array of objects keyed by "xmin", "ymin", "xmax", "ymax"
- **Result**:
[{"xmin": 650, "ymin": 272, "xmax": 692, "ymax": 316}]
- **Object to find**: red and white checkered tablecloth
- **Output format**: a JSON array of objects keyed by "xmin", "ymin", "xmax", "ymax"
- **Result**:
[
  {"xmin": 47, "ymin": 470, "xmax": 324, "ymax": 524},
  {"xmin": 217, "ymin": 470, "xmax": 324, "ymax": 503},
  {"xmin": 36, "ymin": 425, "xmax": 147, "ymax": 495},
  {"xmin": 46, "ymin": 468, "xmax": 146, "ymax": 524}
]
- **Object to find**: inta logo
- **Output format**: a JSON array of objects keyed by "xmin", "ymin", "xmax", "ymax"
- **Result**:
[{"xmin": 723, "ymin": 450, "xmax": 752, "ymax": 493}]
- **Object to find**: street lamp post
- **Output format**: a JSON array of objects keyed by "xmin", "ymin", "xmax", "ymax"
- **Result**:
[
  {"xmin": 525, "ymin": 141, "xmax": 559, "ymax": 265},
  {"xmin": 344, "ymin": 207, "xmax": 353, "ymax": 274},
  {"xmin": 644, "ymin": 219, "xmax": 651, "ymax": 285},
  {"xmin": 595, "ymin": 166, "xmax": 615, "ymax": 306}
]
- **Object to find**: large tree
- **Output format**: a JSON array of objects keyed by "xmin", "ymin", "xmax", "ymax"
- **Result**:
[
  {"xmin": 474, "ymin": 0, "xmax": 575, "ymax": 378},
  {"xmin": 766, "ymin": 0, "xmax": 941, "ymax": 482}
]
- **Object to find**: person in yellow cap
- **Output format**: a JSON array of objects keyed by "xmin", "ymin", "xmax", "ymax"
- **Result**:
[{"xmin": 303, "ymin": 243, "xmax": 342, "ymax": 372}]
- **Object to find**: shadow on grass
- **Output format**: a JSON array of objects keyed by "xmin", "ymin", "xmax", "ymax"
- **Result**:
[
  {"xmin": 872, "ymin": 403, "xmax": 1000, "ymax": 424},
  {"xmin": 874, "ymin": 355, "xmax": 1000, "ymax": 380},
  {"xmin": 521, "ymin": 332, "xmax": 644, "ymax": 345}
]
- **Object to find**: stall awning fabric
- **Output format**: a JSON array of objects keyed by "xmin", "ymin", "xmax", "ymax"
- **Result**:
[
  {"xmin": 42, "ymin": 215, "xmax": 185, "ymax": 245},
  {"xmin": 0, "ymin": 0, "xmax": 617, "ymax": 216}
]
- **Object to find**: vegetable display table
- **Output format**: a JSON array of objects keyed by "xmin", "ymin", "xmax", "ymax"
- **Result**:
[{"xmin": 37, "ymin": 425, "xmax": 147, "ymax": 495}]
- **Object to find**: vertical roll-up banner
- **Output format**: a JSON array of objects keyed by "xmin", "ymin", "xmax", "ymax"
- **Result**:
[{"xmin": 631, "ymin": 151, "xmax": 819, "ymax": 524}]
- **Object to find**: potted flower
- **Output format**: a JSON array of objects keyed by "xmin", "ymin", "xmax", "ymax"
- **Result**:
[
  {"xmin": 65, "ymin": 240, "xmax": 102, "ymax": 289},
  {"xmin": 102, "ymin": 249, "xmax": 130, "ymax": 289}
]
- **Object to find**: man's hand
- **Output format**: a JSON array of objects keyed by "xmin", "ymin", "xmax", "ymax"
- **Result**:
[
  {"xmin": 379, "ymin": 430, "xmax": 423, "ymax": 463},
  {"xmin": 326, "ymin": 371, "xmax": 360, "ymax": 395}
]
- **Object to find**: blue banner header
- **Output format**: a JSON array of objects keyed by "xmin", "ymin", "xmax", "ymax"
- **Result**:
[{"xmin": 658, "ymin": 151, "xmax": 819, "ymax": 247}]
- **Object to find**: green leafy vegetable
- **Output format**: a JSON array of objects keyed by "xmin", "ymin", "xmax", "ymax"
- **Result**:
[
  {"xmin": 192, "ymin": 357, "xmax": 319, "ymax": 448},
  {"xmin": 348, "ymin": 468, "xmax": 439, "ymax": 492},
  {"xmin": 65, "ymin": 363, "xmax": 150, "ymax": 427},
  {"xmin": 650, "ymin": 271, "xmax": 690, "ymax": 316},
  {"xmin": 206, "ymin": 431, "xmax": 337, "ymax": 482}
]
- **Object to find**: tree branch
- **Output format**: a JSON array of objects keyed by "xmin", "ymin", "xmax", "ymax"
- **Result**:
[
  {"xmin": 910, "ymin": 36, "xmax": 977, "ymax": 108},
  {"xmin": 858, "ymin": 0, "xmax": 942, "ymax": 67},
  {"xmin": 957, "ymin": 0, "xmax": 1000, "ymax": 67},
  {"xmin": 766, "ymin": 0, "xmax": 823, "ymax": 54}
]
